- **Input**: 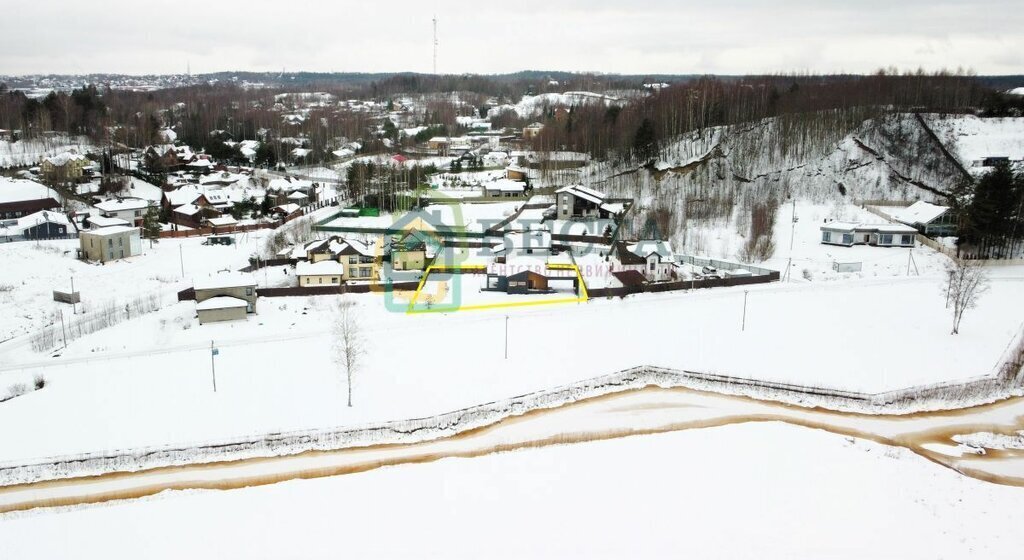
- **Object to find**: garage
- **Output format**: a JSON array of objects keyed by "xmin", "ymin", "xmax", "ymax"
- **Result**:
[{"xmin": 196, "ymin": 296, "xmax": 250, "ymax": 325}]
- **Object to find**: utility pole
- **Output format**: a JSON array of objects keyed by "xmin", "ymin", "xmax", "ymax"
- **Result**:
[
  {"xmin": 179, "ymin": 244, "xmax": 185, "ymax": 278},
  {"xmin": 786, "ymin": 199, "xmax": 796, "ymax": 282},
  {"xmin": 210, "ymin": 340, "xmax": 218, "ymax": 392},
  {"xmin": 741, "ymin": 290, "xmax": 749, "ymax": 332},
  {"xmin": 70, "ymin": 276, "xmax": 77, "ymax": 315},
  {"xmin": 504, "ymin": 315, "xmax": 509, "ymax": 359},
  {"xmin": 59, "ymin": 310, "xmax": 68, "ymax": 349}
]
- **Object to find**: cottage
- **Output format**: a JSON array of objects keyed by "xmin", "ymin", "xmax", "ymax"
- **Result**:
[
  {"xmin": 555, "ymin": 185, "xmax": 621, "ymax": 220},
  {"xmin": 615, "ymin": 240, "xmax": 676, "ymax": 282},
  {"xmin": 888, "ymin": 201, "xmax": 957, "ymax": 237},
  {"xmin": 0, "ymin": 210, "xmax": 73, "ymax": 243},
  {"xmin": 388, "ymin": 230, "xmax": 437, "ymax": 271},
  {"xmin": 820, "ymin": 222, "xmax": 917, "ymax": 247},
  {"xmin": 193, "ymin": 273, "xmax": 257, "ymax": 314},
  {"xmin": 336, "ymin": 239, "xmax": 377, "ymax": 280},
  {"xmin": 296, "ymin": 260, "xmax": 346, "ymax": 287},
  {"xmin": 79, "ymin": 226, "xmax": 142, "ymax": 262},
  {"xmin": 40, "ymin": 152, "xmax": 90, "ymax": 183},
  {"xmin": 482, "ymin": 179, "xmax": 527, "ymax": 198},
  {"xmin": 95, "ymin": 197, "xmax": 154, "ymax": 226}
]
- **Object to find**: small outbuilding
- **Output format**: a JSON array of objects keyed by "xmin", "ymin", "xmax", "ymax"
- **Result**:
[{"xmin": 196, "ymin": 296, "xmax": 249, "ymax": 325}]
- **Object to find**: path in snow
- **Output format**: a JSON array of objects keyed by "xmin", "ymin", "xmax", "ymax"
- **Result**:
[{"xmin": 3, "ymin": 385, "xmax": 1024, "ymax": 515}]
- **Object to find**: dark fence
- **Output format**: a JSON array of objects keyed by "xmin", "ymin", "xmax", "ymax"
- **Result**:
[
  {"xmin": 238, "ymin": 258, "xmax": 294, "ymax": 273},
  {"xmin": 589, "ymin": 271, "xmax": 780, "ymax": 298},
  {"xmin": 177, "ymin": 288, "xmax": 196, "ymax": 301},
  {"xmin": 257, "ymin": 281, "xmax": 420, "ymax": 298}
]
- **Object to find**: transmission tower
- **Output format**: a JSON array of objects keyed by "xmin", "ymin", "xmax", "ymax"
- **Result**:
[{"xmin": 432, "ymin": 15, "xmax": 438, "ymax": 75}]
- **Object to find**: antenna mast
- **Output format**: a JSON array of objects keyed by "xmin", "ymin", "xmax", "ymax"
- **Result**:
[{"xmin": 432, "ymin": 15, "xmax": 438, "ymax": 75}]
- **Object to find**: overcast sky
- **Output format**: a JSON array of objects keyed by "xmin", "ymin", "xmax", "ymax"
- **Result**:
[{"xmin": 1, "ymin": 1, "xmax": 1021, "ymax": 76}]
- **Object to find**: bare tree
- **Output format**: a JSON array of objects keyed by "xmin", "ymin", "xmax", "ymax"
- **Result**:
[
  {"xmin": 943, "ymin": 258, "xmax": 989, "ymax": 335},
  {"xmin": 333, "ymin": 297, "xmax": 365, "ymax": 406}
]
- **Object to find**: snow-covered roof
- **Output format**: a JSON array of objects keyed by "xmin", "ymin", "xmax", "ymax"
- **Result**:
[
  {"xmin": 820, "ymin": 221, "xmax": 860, "ymax": 232},
  {"xmin": 0, "ymin": 209, "xmax": 71, "ymax": 235},
  {"xmin": 174, "ymin": 203, "xmax": 202, "ymax": 216},
  {"xmin": 287, "ymin": 191, "xmax": 309, "ymax": 200},
  {"xmin": 196, "ymin": 296, "xmax": 249, "ymax": 311},
  {"xmin": 165, "ymin": 187, "xmax": 203, "ymax": 207},
  {"xmin": 95, "ymin": 198, "xmax": 152, "ymax": 212},
  {"xmin": 0, "ymin": 177, "xmax": 61, "ymax": 204},
  {"xmin": 295, "ymin": 260, "xmax": 346, "ymax": 276},
  {"xmin": 193, "ymin": 272, "xmax": 256, "ymax": 291},
  {"xmin": 556, "ymin": 185, "xmax": 606, "ymax": 205},
  {"xmin": 627, "ymin": 240, "xmax": 674, "ymax": 261},
  {"xmin": 207, "ymin": 216, "xmax": 237, "ymax": 227},
  {"xmin": 273, "ymin": 203, "xmax": 301, "ymax": 215},
  {"xmin": 888, "ymin": 201, "xmax": 950, "ymax": 226},
  {"xmin": 337, "ymin": 238, "xmax": 375, "ymax": 257},
  {"xmin": 44, "ymin": 151, "xmax": 88, "ymax": 166},
  {"xmin": 87, "ymin": 215, "xmax": 129, "ymax": 228},
  {"xmin": 82, "ymin": 225, "xmax": 139, "ymax": 236}
]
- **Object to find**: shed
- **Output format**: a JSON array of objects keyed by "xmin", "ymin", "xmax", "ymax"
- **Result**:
[{"xmin": 196, "ymin": 296, "xmax": 249, "ymax": 324}]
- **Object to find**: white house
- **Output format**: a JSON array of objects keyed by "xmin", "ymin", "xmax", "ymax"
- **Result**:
[
  {"xmin": 820, "ymin": 222, "xmax": 917, "ymax": 247},
  {"xmin": 296, "ymin": 260, "xmax": 347, "ymax": 287},
  {"xmin": 95, "ymin": 198, "xmax": 155, "ymax": 226}
]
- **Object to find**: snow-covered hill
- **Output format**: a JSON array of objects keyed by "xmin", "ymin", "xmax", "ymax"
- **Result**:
[{"xmin": 577, "ymin": 112, "xmax": 986, "ymax": 257}]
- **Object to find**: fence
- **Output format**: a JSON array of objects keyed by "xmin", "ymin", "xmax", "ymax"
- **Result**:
[
  {"xmin": 256, "ymin": 282, "xmax": 420, "ymax": 298},
  {"xmin": 0, "ymin": 232, "xmax": 79, "ymax": 244},
  {"xmin": 589, "ymin": 271, "xmax": 779, "ymax": 298},
  {"xmin": 29, "ymin": 293, "xmax": 164, "ymax": 353}
]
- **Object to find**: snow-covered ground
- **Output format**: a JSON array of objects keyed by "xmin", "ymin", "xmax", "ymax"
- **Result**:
[
  {"xmin": 0, "ymin": 232, "xmax": 272, "ymax": 343},
  {"xmin": 3, "ymin": 421, "xmax": 1023, "ymax": 559},
  {"xmin": 0, "ymin": 265, "xmax": 1021, "ymax": 463},
  {"xmin": 924, "ymin": 114, "xmax": 1024, "ymax": 173}
]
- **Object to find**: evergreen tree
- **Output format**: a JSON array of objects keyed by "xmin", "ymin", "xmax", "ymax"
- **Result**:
[{"xmin": 142, "ymin": 206, "xmax": 161, "ymax": 246}]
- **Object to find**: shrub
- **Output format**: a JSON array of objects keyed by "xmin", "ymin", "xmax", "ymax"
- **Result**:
[{"xmin": 33, "ymin": 375, "xmax": 46, "ymax": 390}]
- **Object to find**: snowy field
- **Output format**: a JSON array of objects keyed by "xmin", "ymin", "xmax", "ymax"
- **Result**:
[
  {"xmin": 0, "ymin": 269, "xmax": 1021, "ymax": 462},
  {"xmin": 924, "ymin": 114, "xmax": 1024, "ymax": 172},
  {"xmin": 2, "ymin": 422, "xmax": 1023, "ymax": 559},
  {"xmin": 0, "ymin": 232, "xmax": 271, "ymax": 343}
]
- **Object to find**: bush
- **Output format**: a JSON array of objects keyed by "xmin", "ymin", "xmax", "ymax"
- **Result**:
[{"xmin": 33, "ymin": 375, "xmax": 46, "ymax": 390}]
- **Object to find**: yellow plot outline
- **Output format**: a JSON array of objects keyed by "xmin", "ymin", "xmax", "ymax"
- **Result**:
[{"xmin": 406, "ymin": 262, "xmax": 589, "ymax": 314}]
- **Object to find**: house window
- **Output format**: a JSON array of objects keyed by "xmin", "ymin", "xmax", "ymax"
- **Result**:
[
  {"xmin": 108, "ymin": 239, "xmax": 113, "ymax": 247},
  {"xmin": 880, "ymin": 234, "xmax": 893, "ymax": 245},
  {"xmin": 822, "ymin": 231, "xmax": 831, "ymax": 242},
  {"xmin": 135, "ymin": 210, "xmax": 142, "ymax": 217},
  {"xmin": 842, "ymin": 233, "xmax": 853, "ymax": 245},
  {"xmin": 649, "ymin": 261, "xmax": 655, "ymax": 271},
  {"xmin": 318, "ymin": 277, "xmax": 323, "ymax": 284},
  {"xmin": 332, "ymin": 277, "xmax": 338, "ymax": 283},
  {"xmin": 901, "ymin": 234, "xmax": 913, "ymax": 245},
  {"xmin": 246, "ymin": 287, "xmax": 253, "ymax": 296},
  {"xmin": 349, "ymin": 256, "xmax": 357, "ymax": 264}
]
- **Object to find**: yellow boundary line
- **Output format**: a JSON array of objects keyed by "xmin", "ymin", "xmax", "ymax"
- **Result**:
[{"xmin": 406, "ymin": 263, "xmax": 589, "ymax": 314}]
